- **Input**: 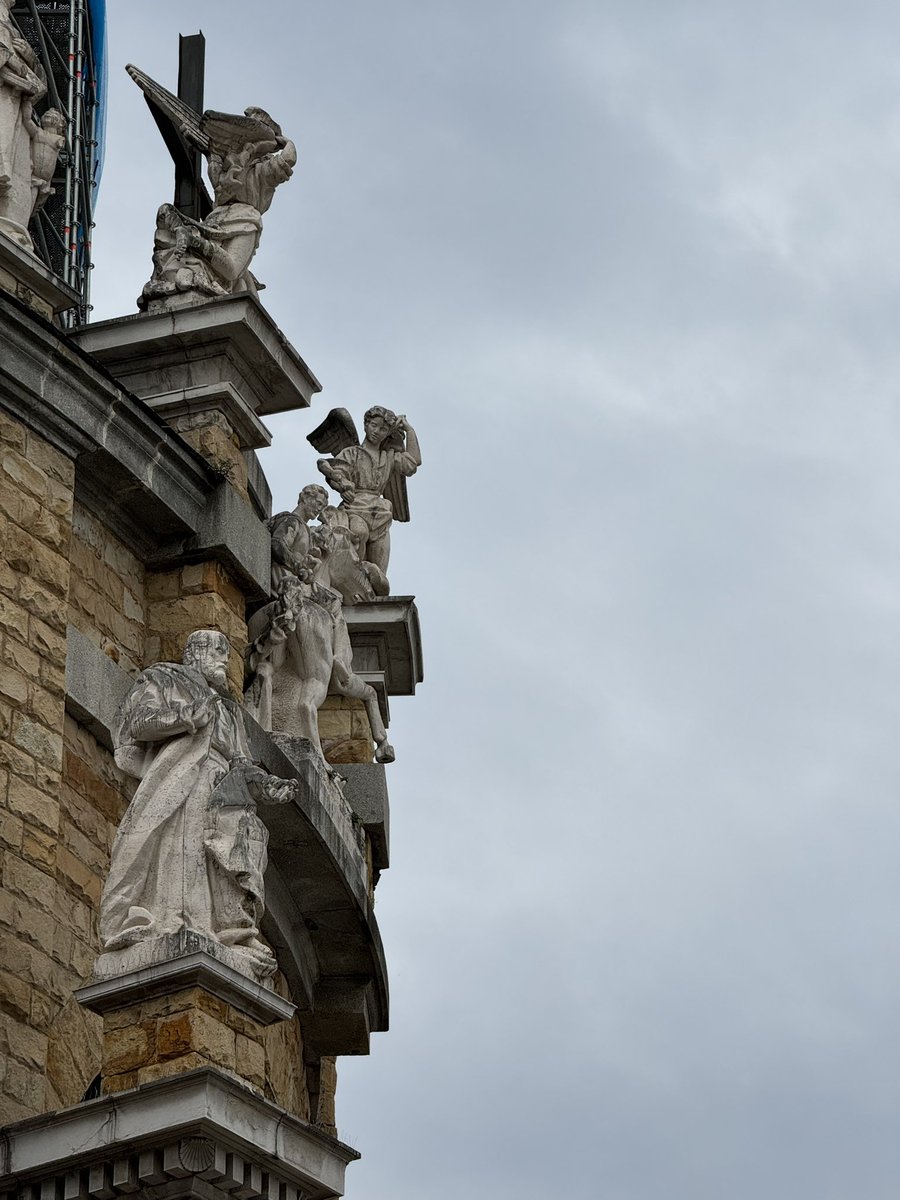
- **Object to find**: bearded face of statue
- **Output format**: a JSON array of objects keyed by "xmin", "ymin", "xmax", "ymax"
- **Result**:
[{"xmin": 183, "ymin": 630, "xmax": 230, "ymax": 694}]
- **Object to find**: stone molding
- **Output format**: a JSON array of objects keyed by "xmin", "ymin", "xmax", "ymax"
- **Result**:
[
  {"xmin": 65, "ymin": 624, "xmax": 131, "ymax": 750},
  {"xmin": 76, "ymin": 947, "xmax": 297, "ymax": 1026},
  {"xmin": 0, "ymin": 293, "xmax": 271, "ymax": 597},
  {"xmin": 0, "ymin": 289, "xmax": 206, "ymax": 488},
  {"xmin": 0, "ymin": 234, "xmax": 80, "ymax": 322},
  {"xmin": 71, "ymin": 294, "xmax": 322, "ymax": 418},
  {"xmin": 0, "ymin": 1068, "xmax": 359, "ymax": 1200},
  {"xmin": 344, "ymin": 596, "xmax": 423, "ymax": 696},
  {"xmin": 149, "ymin": 382, "xmax": 274, "ymax": 450}
]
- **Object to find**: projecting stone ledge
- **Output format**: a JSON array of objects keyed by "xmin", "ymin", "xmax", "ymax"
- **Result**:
[
  {"xmin": 345, "ymin": 596, "xmax": 423, "ymax": 697},
  {"xmin": 71, "ymin": 293, "xmax": 322, "ymax": 450},
  {"xmin": 0, "ymin": 233, "xmax": 80, "ymax": 324},
  {"xmin": 0, "ymin": 1068, "xmax": 358, "ymax": 1200},
  {"xmin": 77, "ymin": 942, "xmax": 297, "ymax": 1026},
  {"xmin": 1, "ymin": 293, "xmax": 272, "ymax": 599},
  {"xmin": 337, "ymin": 762, "xmax": 390, "ymax": 875}
]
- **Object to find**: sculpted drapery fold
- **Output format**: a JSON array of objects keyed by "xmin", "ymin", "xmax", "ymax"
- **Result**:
[{"xmin": 100, "ymin": 632, "xmax": 296, "ymax": 982}]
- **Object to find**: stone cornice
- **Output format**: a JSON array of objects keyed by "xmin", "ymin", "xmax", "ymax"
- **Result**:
[
  {"xmin": 0, "ymin": 1068, "xmax": 359, "ymax": 1200},
  {"xmin": 0, "ymin": 290, "xmax": 210, "ymax": 505},
  {"xmin": 0, "ymin": 293, "xmax": 271, "ymax": 597}
]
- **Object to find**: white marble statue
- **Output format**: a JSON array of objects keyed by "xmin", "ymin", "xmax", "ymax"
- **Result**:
[
  {"xmin": 100, "ymin": 630, "xmax": 298, "ymax": 981},
  {"xmin": 245, "ymin": 545, "xmax": 395, "ymax": 766},
  {"xmin": 268, "ymin": 484, "xmax": 330, "ymax": 592},
  {"xmin": 139, "ymin": 106, "xmax": 296, "ymax": 311},
  {"xmin": 308, "ymin": 407, "xmax": 421, "ymax": 589},
  {"xmin": 0, "ymin": 2, "xmax": 64, "ymax": 252},
  {"xmin": 268, "ymin": 482, "xmax": 389, "ymax": 605},
  {"xmin": 28, "ymin": 107, "xmax": 65, "ymax": 214}
]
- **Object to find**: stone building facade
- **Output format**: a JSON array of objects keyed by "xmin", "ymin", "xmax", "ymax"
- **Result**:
[{"xmin": 0, "ymin": 42, "xmax": 422, "ymax": 1194}]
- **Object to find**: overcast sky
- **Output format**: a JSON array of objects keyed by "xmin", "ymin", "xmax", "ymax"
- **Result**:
[{"xmin": 92, "ymin": 4, "xmax": 900, "ymax": 1197}]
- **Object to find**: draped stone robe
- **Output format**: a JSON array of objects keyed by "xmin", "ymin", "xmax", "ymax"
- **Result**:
[{"xmin": 101, "ymin": 663, "xmax": 270, "ymax": 961}]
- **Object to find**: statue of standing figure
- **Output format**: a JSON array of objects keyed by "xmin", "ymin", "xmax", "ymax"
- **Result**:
[
  {"xmin": 99, "ymin": 630, "xmax": 298, "ymax": 982},
  {"xmin": 245, "ymin": 494, "xmax": 395, "ymax": 765},
  {"xmin": 138, "ymin": 102, "xmax": 296, "ymax": 311},
  {"xmin": 0, "ymin": 1, "xmax": 65, "ymax": 252},
  {"xmin": 308, "ymin": 406, "xmax": 422, "ymax": 590}
]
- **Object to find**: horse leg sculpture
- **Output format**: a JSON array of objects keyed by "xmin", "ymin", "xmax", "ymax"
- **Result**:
[{"xmin": 329, "ymin": 610, "xmax": 395, "ymax": 763}]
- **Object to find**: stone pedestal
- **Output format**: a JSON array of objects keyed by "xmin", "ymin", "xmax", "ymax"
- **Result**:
[
  {"xmin": 71, "ymin": 293, "xmax": 321, "ymax": 441},
  {"xmin": 76, "ymin": 947, "xmax": 295, "ymax": 1097},
  {"xmin": 0, "ymin": 232, "xmax": 80, "ymax": 324},
  {"xmin": 71, "ymin": 294, "xmax": 322, "ymax": 498}
]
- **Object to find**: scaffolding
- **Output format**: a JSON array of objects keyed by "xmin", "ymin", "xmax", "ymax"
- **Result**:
[{"xmin": 11, "ymin": 0, "xmax": 106, "ymax": 325}]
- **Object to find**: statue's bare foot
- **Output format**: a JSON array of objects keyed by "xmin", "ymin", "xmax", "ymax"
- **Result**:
[{"xmin": 375, "ymin": 740, "xmax": 395, "ymax": 764}]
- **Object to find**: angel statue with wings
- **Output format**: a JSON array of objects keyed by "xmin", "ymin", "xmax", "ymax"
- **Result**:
[
  {"xmin": 307, "ymin": 406, "xmax": 422, "ymax": 587},
  {"xmin": 131, "ymin": 75, "xmax": 296, "ymax": 312}
]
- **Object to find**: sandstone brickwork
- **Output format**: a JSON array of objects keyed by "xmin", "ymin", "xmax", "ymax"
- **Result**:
[
  {"xmin": 318, "ymin": 695, "xmax": 375, "ymax": 765},
  {"xmin": 145, "ymin": 562, "xmax": 248, "ymax": 699},
  {"xmin": 99, "ymin": 974, "xmax": 311, "ymax": 1121},
  {"xmin": 167, "ymin": 411, "xmax": 250, "ymax": 503},
  {"xmin": 0, "ymin": 411, "xmax": 75, "ymax": 1124},
  {"xmin": 68, "ymin": 505, "xmax": 146, "ymax": 675},
  {"xmin": 315, "ymin": 1055, "xmax": 338, "ymax": 1137}
]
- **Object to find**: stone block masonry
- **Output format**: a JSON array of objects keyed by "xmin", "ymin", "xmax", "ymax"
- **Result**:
[
  {"xmin": 97, "ymin": 975, "xmax": 311, "ymax": 1121},
  {"xmin": 318, "ymin": 695, "xmax": 376, "ymax": 765},
  {"xmin": 145, "ymin": 561, "xmax": 249, "ymax": 699},
  {"xmin": 68, "ymin": 506, "xmax": 146, "ymax": 676},
  {"xmin": 0, "ymin": 411, "xmax": 76, "ymax": 1124}
]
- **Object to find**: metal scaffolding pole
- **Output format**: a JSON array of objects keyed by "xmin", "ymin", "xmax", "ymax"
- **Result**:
[{"xmin": 10, "ymin": 0, "xmax": 106, "ymax": 325}]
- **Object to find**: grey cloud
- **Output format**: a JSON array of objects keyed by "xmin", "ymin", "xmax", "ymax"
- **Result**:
[{"xmin": 91, "ymin": 2, "xmax": 900, "ymax": 1196}]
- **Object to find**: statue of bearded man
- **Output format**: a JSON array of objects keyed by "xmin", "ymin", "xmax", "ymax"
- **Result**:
[{"xmin": 99, "ymin": 629, "xmax": 296, "ymax": 981}]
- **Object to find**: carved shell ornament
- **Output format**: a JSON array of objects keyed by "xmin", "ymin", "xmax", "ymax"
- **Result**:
[{"xmin": 178, "ymin": 1135, "xmax": 216, "ymax": 1170}]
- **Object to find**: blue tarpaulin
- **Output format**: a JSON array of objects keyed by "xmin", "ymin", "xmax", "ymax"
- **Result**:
[{"xmin": 87, "ymin": 0, "xmax": 107, "ymax": 187}]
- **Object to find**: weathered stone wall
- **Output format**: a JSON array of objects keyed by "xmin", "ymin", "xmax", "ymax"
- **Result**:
[
  {"xmin": 68, "ymin": 505, "xmax": 146, "ymax": 674},
  {"xmin": 319, "ymin": 695, "xmax": 375, "ymax": 765},
  {"xmin": 0, "ymin": 411, "xmax": 74, "ymax": 1124},
  {"xmin": 99, "ymin": 973, "xmax": 310, "ymax": 1121},
  {"xmin": 47, "ymin": 716, "xmax": 133, "ymax": 1107},
  {"xmin": 167, "ymin": 410, "xmax": 250, "ymax": 503},
  {"xmin": 0, "ymin": 369, "xmax": 385, "ymax": 1142},
  {"xmin": 145, "ymin": 562, "xmax": 248, "ymax": 699},
  {"xmin": 264, "ymin": 973, "xmax": 310, "ymax": 1121}
]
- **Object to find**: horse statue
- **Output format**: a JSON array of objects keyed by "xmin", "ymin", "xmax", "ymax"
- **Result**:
[{"xmin": 245, "ymin": 570, "xmax": 394, "ymax": 766}]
